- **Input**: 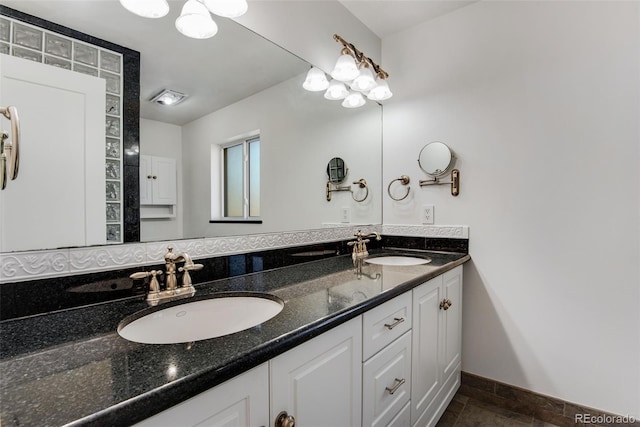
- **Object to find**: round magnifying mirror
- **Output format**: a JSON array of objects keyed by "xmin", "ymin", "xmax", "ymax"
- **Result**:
[
  {"xmin": 418, "ymin": 142, "xmax": 453, "ymax": 177},
  {"xmin": 327, "ymin": 157, "xmax": 348, "ymax": 184}
]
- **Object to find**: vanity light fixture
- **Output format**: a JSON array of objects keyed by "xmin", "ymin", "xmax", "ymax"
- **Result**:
[
  {"xmin": 303, "ymin": 34, "xmax": 392, "ymax": 108},
  {"xmin": 150, "ymin": 89, "xmax": 188, "ymax": 106},
  {"xmin": 120, "ymin": 0, "xmax": 248, "ymax": 39}
]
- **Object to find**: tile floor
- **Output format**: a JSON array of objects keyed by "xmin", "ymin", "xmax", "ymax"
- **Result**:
[{"xmin": 436, "ymin": 392, "xmax": 562, "ymax": 426}]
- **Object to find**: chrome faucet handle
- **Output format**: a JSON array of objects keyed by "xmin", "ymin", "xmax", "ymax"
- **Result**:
[
  {"xmin": 178, "ymin": 263, "xmax": 203, "ymax": 287},
  {"xmin": 130, "ymin": 270, "xmax": 163, "ymax": 293}
]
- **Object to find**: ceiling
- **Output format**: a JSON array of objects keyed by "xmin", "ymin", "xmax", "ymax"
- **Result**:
[
  {"xmin": 339, "ymin": 0, "xmax": 477, "ymax": 39},
  {"xmin": 1, "ymin": 0, "xmax": 476, "ymax": 125}
]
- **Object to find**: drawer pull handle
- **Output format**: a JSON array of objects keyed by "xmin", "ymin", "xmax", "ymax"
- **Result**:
[
  {"xmin": 385, "ymin": 378, "xmax": 406, "ymax": 395},
  {"xmin": 384, "ymin": 317, "xmax": 405, "ymax": 330},
  {"xmin": 439, "ymin": 299, "xmax": 453, "ymax": 310}
]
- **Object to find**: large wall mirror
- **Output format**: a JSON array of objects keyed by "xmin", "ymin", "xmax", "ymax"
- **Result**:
[{"xmin": 0, "ymin": 1, "xmax": 382, "ymax": 253}]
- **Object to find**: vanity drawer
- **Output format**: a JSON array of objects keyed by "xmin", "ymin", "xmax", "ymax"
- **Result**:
[
  {"xmin": 363, "ymin": 331, "xmax": 412, "ymax": 427},
  {"xmin": 363, "ymin": 291, "xmax": 412, "ymax": 360}
]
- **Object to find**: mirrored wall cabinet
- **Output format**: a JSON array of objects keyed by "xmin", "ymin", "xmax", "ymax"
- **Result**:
[{"xmin": 140, "ymin": 155, "xmax": 177, "ymax": 219}]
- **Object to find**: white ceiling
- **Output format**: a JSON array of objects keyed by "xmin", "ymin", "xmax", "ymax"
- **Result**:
[
  {"xmin": 1, "ymin": 0, "xmax": 476, "ymax": 125},
  {"xmin": 339, "ymin": 0, "xmax": 477, "ymax": 39}
]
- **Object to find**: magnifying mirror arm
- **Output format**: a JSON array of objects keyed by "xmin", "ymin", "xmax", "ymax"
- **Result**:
[
  {"xmin": 419, "ymin": 169, "xmax": 460, "ymax": 196},
  {"xmin": 326, "ymin": 179, "xmax": 369, "ymax": 202}
]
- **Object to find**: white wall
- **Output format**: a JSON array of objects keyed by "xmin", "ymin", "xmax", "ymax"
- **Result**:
[
  {"xmin": 382, "ymin": 1, "xmax": 640, "ymax": 417},
  {"xmin": 139, "ymin": 118, "xmax": 184, "ymax": 241},
  {"xmin": 181, "ymin": 74, "xmax": 381, "ymax": 238}
]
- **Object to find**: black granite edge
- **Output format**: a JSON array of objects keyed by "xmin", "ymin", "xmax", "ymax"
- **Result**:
[
  {"xmin": 0, "ymin": 6, "xmax": 141, "ymax": 243},
  {"xmin": 67, "ymin": 259, "xmax": 471, "ymax": 427}
]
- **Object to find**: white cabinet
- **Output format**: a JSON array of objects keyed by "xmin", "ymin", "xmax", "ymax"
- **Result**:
[
  {"xmin": 363, "ymin": 331, "xmax": 412, "ymax": 427},
  {"xmin": 0, "ymin": 54, "xmax": 105, "ymax": 252},
  {"xmin": 140, "ymin": 155, "xmax": 177, "ymax": 218},
  {"xmin": 133, "ymin": 265, "xmax": 464, "ymax": 427},
  {"xmin": 133, "ymin": 363, "xmax": 269, "ymax": 427},
  {"xmin": 270, "ymin": 316, "xmax": 362, "ymax": 427},
  {"xmin": 411, "ymin": 265, "xmax": 463, "ymax": 427}
]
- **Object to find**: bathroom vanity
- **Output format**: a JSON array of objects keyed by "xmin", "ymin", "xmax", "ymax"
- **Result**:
[{"xmin": 0, "ymin": 249, "xmax": 469, "ymax": 427}]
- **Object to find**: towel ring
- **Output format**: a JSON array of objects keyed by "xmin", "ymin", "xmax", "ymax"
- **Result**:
[
  {"xmin": 352, "ymin": 179, "xmax": 369, "ymax": 202},
  {"xmin": 387, "ymin": 175, "xmax": 410, "ymax": 201}
]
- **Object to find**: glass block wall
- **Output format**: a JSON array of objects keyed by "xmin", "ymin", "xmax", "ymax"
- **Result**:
[{"xmin": 0, "ymin": 16, "xmax": 124, "ymax": 244}]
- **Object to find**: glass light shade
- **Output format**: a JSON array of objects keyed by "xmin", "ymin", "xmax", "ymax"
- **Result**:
[
  {"xmin": 367, "ymin": 78, "xmax": 393, "ymax": 101},
  {"xmin": 302, "ymin": 67, "xmax": 330, "ymax": 92},
  {"xmin": 342, "ymin": 91, "xmax": 366, "ymax": 108},
  {"xmin": 203, "ymin": 0, "xmax": 248, "ymax": 18},
  {"xmin": 324, "ymin": 79, "xmax": 349, "ymax": 100},
  {"xmin": 119, "ymin": 0, "xmax": 169, "ymax": 18},
  {"xmin": 175, "ymin": 0, "xmax": 218, "ymax": 39},
  {"xmin": 330, "ymin": 53, "xmax": 359, "ymax": 82},
  {"xmin": 351, "ymin": 65, "xmax": 377, "ymax": 93}
]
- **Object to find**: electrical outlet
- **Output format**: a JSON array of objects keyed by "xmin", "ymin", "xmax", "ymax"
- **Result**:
[
  {"xmin": 422, "ymin": 204, "xmax": 434, "ymax": 224},
  {"xmin": 341, "ymin": 207, "xmax": 351, "ymax": 223}
]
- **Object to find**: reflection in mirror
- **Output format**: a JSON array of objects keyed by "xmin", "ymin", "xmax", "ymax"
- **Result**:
[
  {"xmin": 418, "ymin": 141, "xmax": 454, "ymax": 177},
  {"xmin": 327, "ymin": 157, "xmax": 348, "ymax": 184},
  {"xmin": 0, "ymin": 2, "xmax": 383, "ymax": 252}
]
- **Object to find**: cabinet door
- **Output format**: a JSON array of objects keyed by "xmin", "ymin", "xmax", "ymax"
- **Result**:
[
  {"xmin": 0, "ymin": 54, "xmax": 105, "ymax": 251},
  {"xmin": 411, "ymin": 276, "xmax": 443, "ymax": 426},
  {"xmin": 152, "ymin": 156, "xmax": 177, "ymax": 205},
  {"xmin": 442, "ymin": 266, "xmax": 463, "ymax": 383},
  {"xmin": 139, "ymin": 155, "xmax": 153, "ymax": 205},
  {"xmin": 270, "ymin": 316, "xmax": 362, "ymax": 427},
  {"xmin": 134, "ymin": 363, "xmax": 269, "ymax": 427}
]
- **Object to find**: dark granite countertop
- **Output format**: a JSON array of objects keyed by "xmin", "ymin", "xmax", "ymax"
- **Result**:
[{"xmin": 0, "ymin": 249, "xmax": 470, "ymax": 427}]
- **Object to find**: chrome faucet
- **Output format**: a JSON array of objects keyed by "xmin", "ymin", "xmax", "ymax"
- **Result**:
[
  {"xmin": 347, "ymin": 230, "xmax": 381, "ymax": 274},
  {"xmin": 130, "ymin": 246, "xmax": 203, "ymax": 306}
]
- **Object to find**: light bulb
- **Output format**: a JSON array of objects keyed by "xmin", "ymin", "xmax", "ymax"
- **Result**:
[
  {"xmin": 302, "ymin": 67, "xmax": 330, "ymax": 92},
  {"xmin": 120, "ymin": 0, "xmax": 169, "ymax": 18},
  {"xmin": 367, "ymin": 77, "xmax": 393, "ymax": 101},
  {"xmin": 324, "ymin": 79, "xmax": 349, "ymax": 100},
  {"xmin": 342, "ymin": 91, "xmax": 366, "ymax": 108},
  {"xmin": 351, "ymin": 65, "xmax": 376, "ymax": 93},
  {"xmin": 330, "ymin": 53, "xmax": 359, "ymax": 82},
  {"xmin": 175, "ymin": 0, "xmax": 218, "ymax": 39}
]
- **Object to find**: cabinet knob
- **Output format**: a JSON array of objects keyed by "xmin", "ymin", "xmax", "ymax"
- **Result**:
[
  {"xmin": 274, "ymin": 411, "xmax": 295, "ymax": 427},
  {"xmin": 147, "ymin": 175, "xmax": 153, "ymax": 179},
  {"xmin": 384, "ymin": 317, "xmax": 405, "ymax": 330},
  {"xmin": 439, "ymin": 299, "xmax": 453, "ymax": 310}
]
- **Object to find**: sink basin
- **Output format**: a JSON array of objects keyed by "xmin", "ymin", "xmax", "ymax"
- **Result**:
[
  {"xmin": 117, "ymin": 293, "xmax": 284, "ymax": 344},
  {"xmin": 365, "ymin": 256, "xmax": 432, "ymax": 266}
]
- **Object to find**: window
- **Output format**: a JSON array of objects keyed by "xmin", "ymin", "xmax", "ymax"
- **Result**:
[{"xmin": 221, "ymin": 136, "xmax": 260, "ymax": 219}]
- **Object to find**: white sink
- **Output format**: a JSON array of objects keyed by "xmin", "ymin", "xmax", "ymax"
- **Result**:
[
  {"xmin": 365, "ymin": 256, "xmax": 432, "ymax": 266},
  {"xmin": 118, "ymin": 294, "xmax": 284, "ymax": 344}
]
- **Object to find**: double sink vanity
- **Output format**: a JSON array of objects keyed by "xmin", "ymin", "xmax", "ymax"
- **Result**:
[{"xmin": 0, "ymin": 240, "xmax": 469, "ymax": 427}]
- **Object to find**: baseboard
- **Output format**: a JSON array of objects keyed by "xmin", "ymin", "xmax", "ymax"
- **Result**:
[{"xmin": 460, "ymin": 371, "xmax": 639, "ymax": 427}]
